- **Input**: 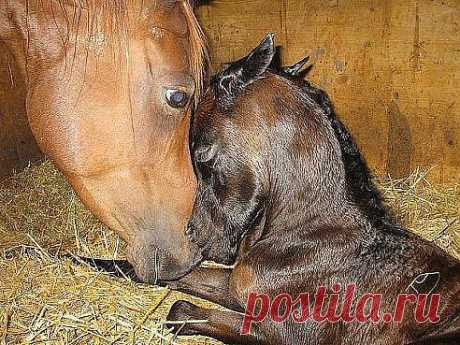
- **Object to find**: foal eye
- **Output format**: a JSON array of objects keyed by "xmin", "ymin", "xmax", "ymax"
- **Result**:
[
  {"xmin": 198, "ymin": 161, "xmax": 213, "ymax": 181},
  {"xmin": 165, "ymin": 89, "xmax": 189, "ymax": 108}
]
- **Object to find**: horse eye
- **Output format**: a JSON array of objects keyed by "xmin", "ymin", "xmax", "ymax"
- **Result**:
[{"xmin": 165, "ymin": 89, "xmax": 189, "ymax": 108}]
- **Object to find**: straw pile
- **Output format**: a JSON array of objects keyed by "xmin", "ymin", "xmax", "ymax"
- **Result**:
[
  {"xmin": 0, "ymin": 161, "xmax": 458, "ymax": 344},
  {"xmin": 377, "ymin": 168, "xmax": 459, "ymax": 258},
  {"xmin": 0, "ymin": 161, "xmax": 219, "ymax": 345}
]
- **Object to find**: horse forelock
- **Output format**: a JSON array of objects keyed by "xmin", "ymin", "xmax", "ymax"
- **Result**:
[
  {"xmin": 179, "ymin": 0, "xmax": 208, "ymax": 104},
  {"xmin": 31, "ymin": 0, "xmax": 207, "ymax": 99}
]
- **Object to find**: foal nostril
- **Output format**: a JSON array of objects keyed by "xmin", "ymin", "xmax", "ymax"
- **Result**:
[{"xmin": 185, "ymin": 223, "xmax": 196, "ymax": 241}]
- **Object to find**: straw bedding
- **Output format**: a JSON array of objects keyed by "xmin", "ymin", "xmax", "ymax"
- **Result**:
[{"xmin": 0, "ymin": 161, "xmax": 458, "ymax": 344}]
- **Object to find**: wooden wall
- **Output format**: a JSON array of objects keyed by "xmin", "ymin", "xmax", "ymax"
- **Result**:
[{"xmin": 196, "ymin": 0, "xmax": 460, "ymax": 183}]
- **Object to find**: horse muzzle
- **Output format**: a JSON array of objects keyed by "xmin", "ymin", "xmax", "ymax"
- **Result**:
[{"xmin": 127, "ymin": 230, "xmax": 203, "ymax": 283}]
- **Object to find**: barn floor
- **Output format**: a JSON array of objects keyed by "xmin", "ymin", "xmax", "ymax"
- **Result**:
[{"xmin": 0, "ymin": 161, "xmax": 458, "ymax": 345}]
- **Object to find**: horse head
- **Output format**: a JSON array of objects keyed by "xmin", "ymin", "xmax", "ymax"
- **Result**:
[{"xmin": 1, "ymin": 0, "xmax": 207, "ymax": 282}]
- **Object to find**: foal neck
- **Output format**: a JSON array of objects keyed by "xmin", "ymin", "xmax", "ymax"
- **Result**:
[{"xmin": 263, "ymin": 190, "xmax": 367, "ymax": 240}]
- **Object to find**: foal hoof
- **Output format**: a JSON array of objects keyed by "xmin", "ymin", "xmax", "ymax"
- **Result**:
[{"xmin": 165, "ymin": 300, "xmax": 202, "ymax": 336}]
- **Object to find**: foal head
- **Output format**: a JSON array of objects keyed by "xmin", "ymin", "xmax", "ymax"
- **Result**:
[{"xmin": 189, "ymin": 35, "xmax": 352, "ymax": 264}]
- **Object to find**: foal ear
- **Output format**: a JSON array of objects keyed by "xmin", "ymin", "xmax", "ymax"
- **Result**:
[
  {"xmin": 241, "ymin": 33, "xmax": 276, "ymax": 82},
  {"xmin": 194, "ymin": 144, "xmax": 217, "ymax": 163},
  {"xmin": 282, "ymin": 56, "xmax": 310, "ymax": 76},
  {"xmin": 218, "ymin": 33, "xmax": 276, "ymax": 95}
]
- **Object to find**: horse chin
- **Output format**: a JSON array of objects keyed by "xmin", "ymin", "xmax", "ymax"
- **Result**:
[
  {"xmin": 131, "ymin": 251, "xmax": 203, "ymax": 284},
  {"xmin": 159, "ymin": 252, "xmax": 204, "ymax": 282}
]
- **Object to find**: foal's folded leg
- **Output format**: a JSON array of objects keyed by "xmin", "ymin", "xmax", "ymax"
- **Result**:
[
  {"xmin": 165, "ymin": 300, "xmax": 266, "ymax": 345},
  {"xmin": 165, "ymin": 267, "xmax": 243, "ymax": 312}
]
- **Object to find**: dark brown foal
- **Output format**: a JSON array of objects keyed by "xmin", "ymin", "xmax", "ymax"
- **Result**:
[{"xmin": 164, "ymin": 34, "xmax": 460, "ymax": 345}]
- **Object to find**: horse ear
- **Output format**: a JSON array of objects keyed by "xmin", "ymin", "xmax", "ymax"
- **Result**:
[
  {"xmin": 218, "ymin": 33, "xmax": 276, "ymax": 96},
  {"xmin": 283, "ymin": 56, "xmax": 310, "ymax": 76}
]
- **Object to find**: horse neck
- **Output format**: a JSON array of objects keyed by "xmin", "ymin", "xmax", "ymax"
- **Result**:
[
  {"xmin": 261, "ymin": 133, "xmax": 359, "ymax": 237},
  {"xmin": 255, "ymin": 89, "xmax": 379, "ymax": 241},
  {"xmin": 328, "ymin": 114, "xmax": 393, "ymax": 225},
  {"xmin": 299, "ymin": 80, "xmax": 394, "ymax": 226}
]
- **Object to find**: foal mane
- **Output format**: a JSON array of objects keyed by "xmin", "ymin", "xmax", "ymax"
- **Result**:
[{"xmin": 278, "ymin": 69, "xmax": 396, "ymax": 227}]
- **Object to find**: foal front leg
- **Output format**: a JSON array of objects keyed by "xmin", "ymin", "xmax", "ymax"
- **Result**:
[
  {"xmin": 165, "ymin": 266, "xmax": 243, "ymax": 312},
  {"xmin": 165, "ymin": 300, "xmax": 266, "ymax": 345}
]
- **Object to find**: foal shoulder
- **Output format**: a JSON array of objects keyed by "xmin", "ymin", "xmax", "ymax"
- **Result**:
[{"xmin": 229, "ymin": 238, "xmax": 302, "ymax": 303}]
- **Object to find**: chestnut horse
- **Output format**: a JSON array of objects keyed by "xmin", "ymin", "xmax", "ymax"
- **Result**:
[{"xmin": 0, "ymin": 0, "xmax": 207, "ymax": 282}]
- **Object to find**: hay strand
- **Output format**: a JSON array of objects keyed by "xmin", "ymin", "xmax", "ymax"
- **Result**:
[{"xmin": 0, "ymin": 161, "xmax": 458, "ymax": 344}]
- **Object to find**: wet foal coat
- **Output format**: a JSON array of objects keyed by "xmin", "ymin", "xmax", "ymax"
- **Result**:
[{"xmin": 165, "ymin": 35, "xmax": 460, "ymax": 345}]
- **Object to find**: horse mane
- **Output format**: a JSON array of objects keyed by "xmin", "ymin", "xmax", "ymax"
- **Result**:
[
  {"xmin": 278, "ymin": 70, "xmax": 396, "ymax": 227},
  {"xmin": 180, "ymin": 0, "xmax": 209, "ymax": 102}
]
